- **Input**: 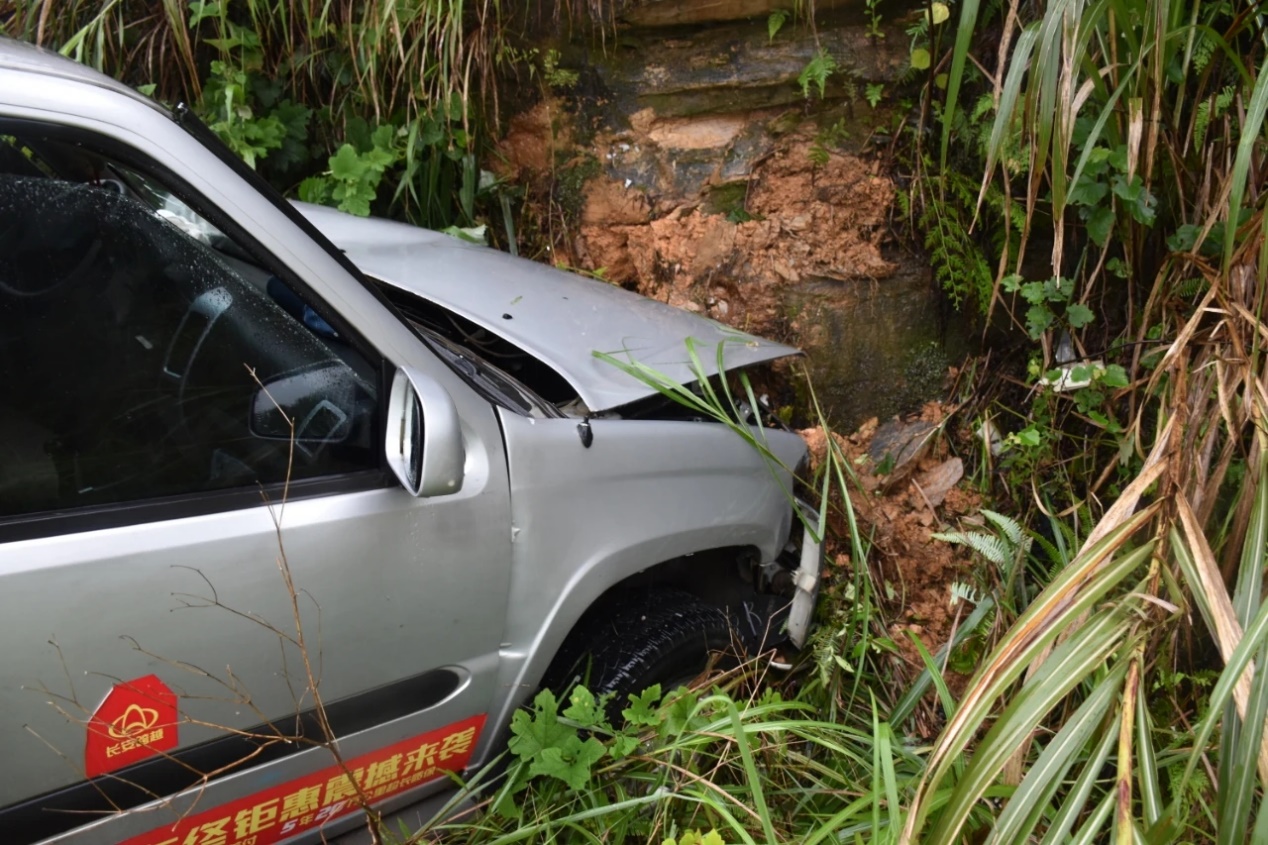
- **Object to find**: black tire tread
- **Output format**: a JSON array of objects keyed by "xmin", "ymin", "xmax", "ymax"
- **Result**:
[{"xmin": 581, "ymin": 590, "xmax": 731, "ymax": 705}]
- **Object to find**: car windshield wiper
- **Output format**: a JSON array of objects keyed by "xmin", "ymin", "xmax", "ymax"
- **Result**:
[{"xmin": 410, "ymin": 324, "xmax": 542, "ymax": 416}]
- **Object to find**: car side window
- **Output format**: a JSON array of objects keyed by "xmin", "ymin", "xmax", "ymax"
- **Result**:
[{"xmin": 0, "ymin": 131, "xmax": 380, "ymax": 519}]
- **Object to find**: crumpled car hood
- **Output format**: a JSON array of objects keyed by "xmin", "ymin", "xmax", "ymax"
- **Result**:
[{"xmin": 295, "ymin": 202, "xmax": 800, "ymax": 412}]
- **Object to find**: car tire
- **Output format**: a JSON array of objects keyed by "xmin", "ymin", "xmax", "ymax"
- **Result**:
[{"xmin": 572, "ymin": 590, "xmax": 732, "ymax": 716}]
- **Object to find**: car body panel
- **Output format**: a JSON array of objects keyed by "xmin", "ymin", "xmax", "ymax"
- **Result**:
[
  {"xmin": 483, "ymin": 411, "xmax": 808, "ymax": 747},
  {"xmin": 294, "ymin": 202, "xmax": 800, "ymax": 412},
  {"xmin": 0, "ymin": 37, "xmax": 163, "ymax": 113}
]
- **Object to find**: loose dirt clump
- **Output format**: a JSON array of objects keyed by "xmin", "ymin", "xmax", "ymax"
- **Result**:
[
  {"xmin": 799, "ymin": 401, "xmax": 982, "ymax": 722},
  {"xmin": 491, "ymin": 99, "xmax": 568, "ymax": 182},
  {"xmin": 573, "ymin": 135, "xmax": 897, "ymax": 337}
]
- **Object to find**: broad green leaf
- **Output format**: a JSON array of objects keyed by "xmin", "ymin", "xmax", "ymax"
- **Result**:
[
  {"xmin": 1067, "ymin": 304, "xmax": 1095, "ymax": 328},
  {"xmin": 609, "ymin": 733, "xmax": 638, "ymax": 759},
  {"xmin": 562, "ymin": 685, "xmax": 606, "ymax": 728},
  {"xmin": 1068, "ymin": 178, "xmax": 1109, "ymax": 207},
  {"xmin": 910, "ymin": 48, "xmax": 931, "ymax": 70},
  {"xmin": 1016, "ymin": 427, "xmax": 1042, "ymax": 447},
  {"xmin": 507, "ymin": 689, "xmax": 573, "ymax": 761},
  {"xmin": 768, "ymin": 8, "xmax": 789, "ymax": 40},
  {"xmin": 1086, "ymin": 206, "xmax": 1115, "ymax": 246},
  {"xmin": 1101, "ymin": 365, "xmax": 1130, "ymax": 388},
  {"xmin": 529, "ymin": 735, "xmax": 606, "ymax": 790},
  {"xmin": 297, "ymin": 176, "xmax": 330, "ymax": 204},
  {"xmin": 661, "ymin": 688, "xmax": 702, "ymax": 737},
  {"xmin": 328, "ymin": 144, "xmax": 366, "ymax": 180},
  {"xmin": 1111, "ymin": 175, "xmax": 1157, "ymax": 225},
  {"xmin": 1025, "ymin": 304, "xmax": 1054, "ymax": 338},
  {"xmin": 622, "ymin": 685, "xmax": 663, "ymax": 726}
]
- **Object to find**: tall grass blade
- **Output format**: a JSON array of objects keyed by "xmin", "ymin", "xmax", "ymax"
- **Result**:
[
  {"xmin": 724, "ymin": 698, "xmax": 778, "ymax": 845},
  {"xmin": 1039, "ymin": 722, "xmax": 1119, "ymax": 845},
  {"xmin": 1218, "ymin": 636, "xmax": 1268, "ymax": 845},
  {"xmin": 986, "ymin": 657, "xmax": 1130, "ymax": 844},
  {"xmin": 1224, "ymin": 51, "xmax": 1268, "ymax": 272},
  {"xmin": 1068, "ymin": 790, "xmax": 1117, "ymax": 845},
  {"xmin": 1134, "ymin": 667, "xmax": 1162, "ymax": 827},
  {"xmin": 901, "ymin": 514, "xmax": 1155, "ymax": 842},
  {"xmin": 1167, "ymin": 580, "xmax": 1268, "ymax": 817},
  {"xmin": 978, "ymin": 24, "xmax": 1038, "ymax": 209},
  {"xmin": 925, "ymin": 608, "xmax": 1140, "ymax": 843}
]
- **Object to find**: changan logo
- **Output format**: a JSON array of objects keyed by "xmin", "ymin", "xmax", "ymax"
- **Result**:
[
  {"xmin": 85, "ymin": 675, "xmax": 178, "ymax": 777},
  {"xmin": 106, "ymin": 703, "xmax": 160, "ymax": 740}
]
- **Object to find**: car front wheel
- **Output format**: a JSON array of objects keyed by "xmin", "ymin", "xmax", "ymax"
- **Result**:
[{"xmin": 573, "ymin": 589, "xmax": 732, "ymax": 715}]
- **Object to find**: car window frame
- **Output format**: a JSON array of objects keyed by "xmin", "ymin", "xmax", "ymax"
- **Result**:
[{"xmin": 0, "ymin": 116, "xmax": 396, "ymax": 543}]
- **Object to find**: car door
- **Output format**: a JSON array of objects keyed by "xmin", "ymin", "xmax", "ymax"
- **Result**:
[{"xmin": 0, "ymin": 109, "xmax": 513, "ymax": 845}]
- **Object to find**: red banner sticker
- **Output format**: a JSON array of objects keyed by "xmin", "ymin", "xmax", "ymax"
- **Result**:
[
  {"xmin": 85, "ymin": 675, "xmax": 179, "ymax": 777},
  {"xmin": 120, "ymin": 713, "xmax": 486, "ymax": 845}
]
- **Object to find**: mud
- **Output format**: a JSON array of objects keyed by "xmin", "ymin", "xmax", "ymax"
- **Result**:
[
  {"xmin": 572, "ymin": 130, "xmax": 897, "ymax": 337},
  {"xmin": 801, "ymin": 402, "xmax": 982, "ymax": 726}
]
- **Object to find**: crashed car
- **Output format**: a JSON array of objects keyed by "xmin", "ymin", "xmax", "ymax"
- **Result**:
[{"xmin": 0, "ymin": 36, "xmax": 821, "ymax": 845}]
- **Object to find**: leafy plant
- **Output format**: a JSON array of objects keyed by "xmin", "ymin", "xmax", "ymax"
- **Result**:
[
  {"xmin": 768, "ymin": 9, "xmax": 790, "ymax": 41},
  {"xmin": 864, "ymin": 0, "xmax": 885, "ymax": 40},
  {"xmin": 899, "ymin": 168, "xmax": 1005, "ymax": 312},
  {"xmin": 5, "ymin": 0, "xmax": 516, "ymax": 232},
  {"xmin": 1001, "ymin": 275, "xmax": 1093, "ymax": 340},
  {"xmin": 299, "ymin": 124, "xmax": 401, "ymax": 217},
  {"xmin": 541, "ymin": 49, "xmax": 579, "ymax": 89},
  {"xmin": 798, "ymin": 49, "xmax": 837, "ymax": 100}
]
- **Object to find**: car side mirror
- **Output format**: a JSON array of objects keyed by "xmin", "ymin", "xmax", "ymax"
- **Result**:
[{"xmin": 386, "ymin": 366, "xmax": 465, "ymax": 497}]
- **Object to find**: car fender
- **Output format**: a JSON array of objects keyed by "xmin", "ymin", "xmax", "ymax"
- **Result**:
[{"xmin": 477, "ymin": 410, "xmax": 805, "ymax": 758}]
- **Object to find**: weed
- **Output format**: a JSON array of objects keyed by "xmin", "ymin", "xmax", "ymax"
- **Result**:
[
  {"xmin": 541, "ymin": 49, "xmax": 580, "ymax": 89},
  {"xmin": 768, "ymin": 9, "xmax": 790, "ymax": 41},
  {"xmin": 864, "ymin": 0, "xmax": 885, "ymax": 40},
  {"xmin": 798, "ymin": 49, "xmax": 837, "ymax": 100}
]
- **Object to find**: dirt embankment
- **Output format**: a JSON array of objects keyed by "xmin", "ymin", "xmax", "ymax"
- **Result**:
[{"xmin": 493, "ymin": 99, "xmax": 897, "ymax": 339}]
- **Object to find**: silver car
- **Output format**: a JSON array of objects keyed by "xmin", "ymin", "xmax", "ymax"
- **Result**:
[{"xmin": 0, "ymin": 37, "xmax": 820, "ymax": 845}]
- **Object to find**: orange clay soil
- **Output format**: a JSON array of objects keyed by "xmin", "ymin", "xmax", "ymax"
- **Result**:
[{"xmin": 801, "ymin": 401, "xmax": 981, "ymax": 731}]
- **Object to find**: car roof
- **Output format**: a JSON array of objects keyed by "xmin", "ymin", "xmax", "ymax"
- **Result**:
[{"xmin": 0, "ymin": 35, "xmax": 165, "ymax": 112}]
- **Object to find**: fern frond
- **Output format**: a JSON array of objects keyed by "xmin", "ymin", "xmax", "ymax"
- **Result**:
[
  {"xmin": 981, "ymin": 509, "xmax": 1028, "ymax": 551},
  {"xmin": 931, "ymin": 530, "xmax": 1013, "ymax": 567}
]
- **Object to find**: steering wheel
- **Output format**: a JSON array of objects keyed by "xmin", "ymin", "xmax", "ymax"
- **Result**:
[{"xmin": 0, "ymin": 182, "xmax": 105, "ymax": 299}]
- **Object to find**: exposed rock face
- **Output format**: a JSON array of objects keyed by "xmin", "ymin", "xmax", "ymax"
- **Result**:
[
  {"xmin": 616, "ymin": 0, "xmax": 856, "ymax": 28},
  {"xmin": 595, "ymin": 20, "xmax": 909, "ymax": 118},
  {"xmin": 495, "ymin": 6, "xmax": 968, "ymax": 427}
]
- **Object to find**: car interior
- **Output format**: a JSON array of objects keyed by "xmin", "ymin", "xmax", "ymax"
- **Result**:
[{"xmin": 0, "ymin": 128, "xmax": 379, "ymax": 519}]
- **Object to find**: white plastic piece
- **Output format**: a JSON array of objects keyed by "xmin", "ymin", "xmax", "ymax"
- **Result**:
[{"xmin": 786, "ymin": 501, "xmax": 823, "ymax": 649}]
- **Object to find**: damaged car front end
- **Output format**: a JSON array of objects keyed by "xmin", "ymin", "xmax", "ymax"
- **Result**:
[{"xmin": 296, "ymin": 200, "xmax": 825, "ymax": 723}]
